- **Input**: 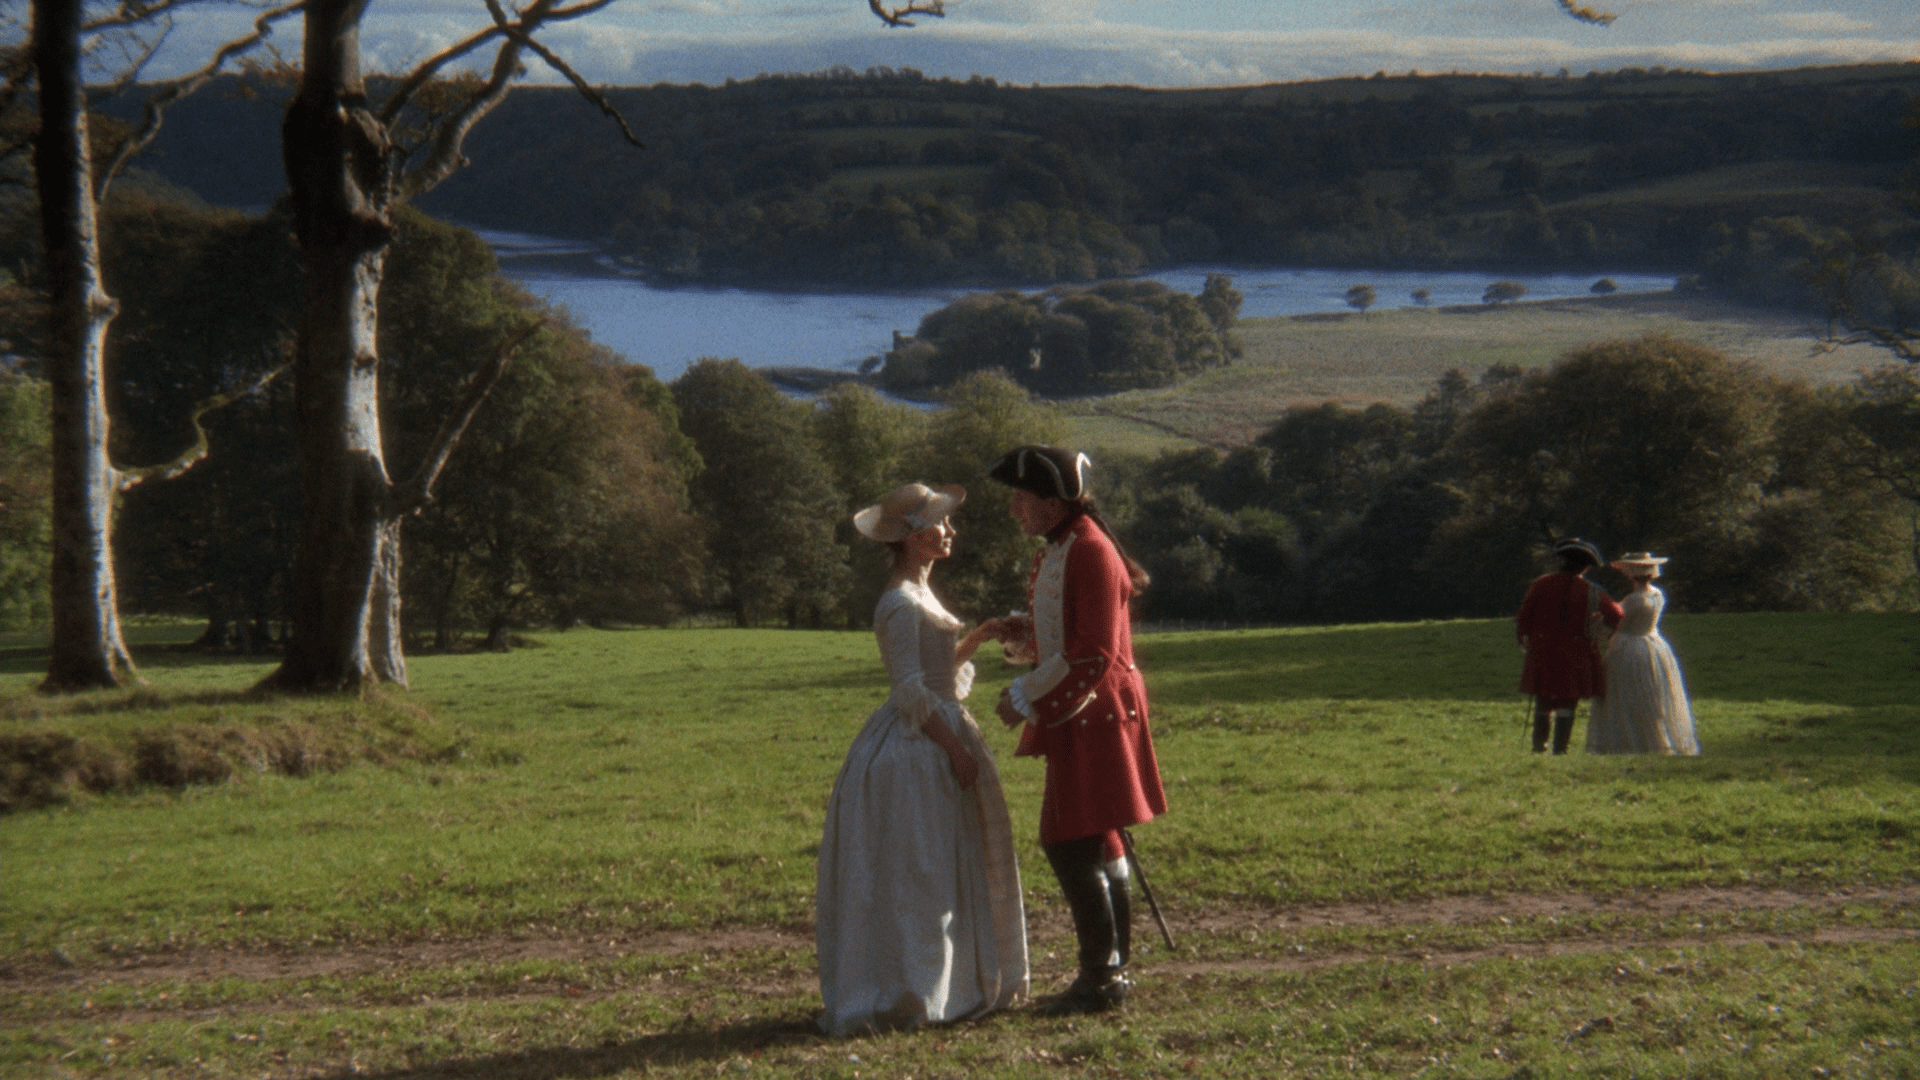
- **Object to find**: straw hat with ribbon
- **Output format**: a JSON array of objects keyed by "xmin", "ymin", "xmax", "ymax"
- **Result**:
[
  {"xmin": 1611, "ymin": 551, "xmax": 1669, "ymax": 578},
  {"xmin": 852, "ymin": 483, "xmax": 966, "ymax": 543}
]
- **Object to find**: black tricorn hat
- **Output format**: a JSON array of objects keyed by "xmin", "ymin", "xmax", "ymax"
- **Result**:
[
  {"xmin": 1553, "ymin": 537, "xmax": 1604, "ymax": 568},
  {"xmin": 988, "ymin": 445, "xmax": 1091, "ymax": 500}
]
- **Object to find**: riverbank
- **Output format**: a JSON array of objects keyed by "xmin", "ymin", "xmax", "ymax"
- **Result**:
[{"xmin": 1062, "ymin": 289, "xmax": 1896, "ymax": 454}]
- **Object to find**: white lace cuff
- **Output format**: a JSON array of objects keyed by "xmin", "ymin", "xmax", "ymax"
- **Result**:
[{"xmin": 1007, "ymin": 679, "xmax": 1036, "ymax": 718}]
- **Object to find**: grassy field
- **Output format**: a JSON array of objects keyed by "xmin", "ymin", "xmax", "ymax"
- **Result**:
[
  {"xmin": 2, "ymin": 611, "xmax": 1917, "ymax": 1077},
  {"xmin": 1061, "ymin": 291, "xmax": 1895, "ymax": 454}
]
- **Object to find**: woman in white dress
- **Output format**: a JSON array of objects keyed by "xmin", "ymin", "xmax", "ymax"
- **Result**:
[
  {"xmin": 1586, "ymin": 552, "xmax": 1700, "ymax": 755},
  {"xmin": 816, "ymin": 482, "xmax": 1028, "ymax": 1036}
]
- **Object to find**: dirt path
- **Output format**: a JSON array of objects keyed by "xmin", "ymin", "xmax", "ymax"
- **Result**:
[{"xmin": 7, "ymin": 882, "xmax": 1915, "ymax": 1001}]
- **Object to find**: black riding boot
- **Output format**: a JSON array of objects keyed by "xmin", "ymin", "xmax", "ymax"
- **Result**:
[
  {"xmin": 1043, "ymin": 836, "xmax": 1128, "ymax": 1015},
  {"xmin": 1552, "ymin": 710, "xmax": 1576, "ymax": 755},
  {"xmin": 1108, "ymin": 864, "xmax": 1132, "ymax": 969},
  {"xmin": 1531, "ymin": 703, "xmax": 1552, "ymax": 754}
]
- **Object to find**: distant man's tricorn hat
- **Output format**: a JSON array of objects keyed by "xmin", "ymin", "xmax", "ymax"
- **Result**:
[
  {"xmin": 988, "ymin": 445, "xmax": 1092, "ymax": 500},
  {"xmin": 1553, "ymin": 537, "xmax": 1604, "ymax": 568}
]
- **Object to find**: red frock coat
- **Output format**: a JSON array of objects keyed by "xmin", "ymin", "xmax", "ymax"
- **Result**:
[
  {"xmin": 1012, "ymin": 515, "xmax": 1167, "ymax": 847},
  {"xmin": 1517, "ymin": 571, "xmax": 1623, "ymax": 701}
]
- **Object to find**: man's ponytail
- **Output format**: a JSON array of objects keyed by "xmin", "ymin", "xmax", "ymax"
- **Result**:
[{"xmin": 1076, "ymin": 500, "xmax": 1150, "ymax": 594}]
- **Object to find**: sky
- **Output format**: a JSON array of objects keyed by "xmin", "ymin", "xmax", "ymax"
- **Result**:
[{"xmin": 116, "ymin": 0, "xmax": 1920, "ymax": 89}]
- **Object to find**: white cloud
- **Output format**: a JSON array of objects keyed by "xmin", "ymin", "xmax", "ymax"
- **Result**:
[
  {"xmin": 124, "ymin": 0, "xmax": 1920, "ymax": 89},
  {"xmin": 1763, "ymin": 12, "xmax": 1875, "ymax": 34}
]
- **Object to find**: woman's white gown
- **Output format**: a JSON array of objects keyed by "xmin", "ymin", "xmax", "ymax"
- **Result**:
[
  {"xmin": 815, "ymin": 581, "xmax": 1028, "ymax": 1036},
  {"xmin": 1586, "ymin": 585, "xmax": 1700, "ymax": 755}
]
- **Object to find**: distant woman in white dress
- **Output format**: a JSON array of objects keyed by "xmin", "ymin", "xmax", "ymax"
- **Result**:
[
  {"xmin": 816, "ymin": 482, "xmax": 1028, "ymax": 1037},
  {"xmin": 1586, "ymin": 552, "xmax": 1700, "ymax": 755}
]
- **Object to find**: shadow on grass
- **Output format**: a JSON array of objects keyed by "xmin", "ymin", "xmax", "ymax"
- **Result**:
[
  {"xmin": 338, "ymin": 1015, "xmax": 828, "ymax": 1079},
  {"xmin": 1685, "ymin": 704, "xmax": 1920, "ymax": 784},
  {"xmin": 0, "ymin": 687, "xmax": 279, "ymax": 719},
  {"xmin": 1137, "ymin": 611, "xmax": 1920, "ymax": 710},
  {"xmin": 0, "ymin": 644, "xmax": 277, "ymax": 680}
]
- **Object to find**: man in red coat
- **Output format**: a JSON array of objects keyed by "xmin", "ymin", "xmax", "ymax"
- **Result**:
[
  {"xmin": 989, "ymin": 445, "xmax": 1166, "ymax": 1016},
  {"xmin": 1518, "ymin": 537, "xmax": 1624, "ymax": 754}
]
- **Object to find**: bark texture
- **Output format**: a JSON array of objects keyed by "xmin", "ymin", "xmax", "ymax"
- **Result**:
[
  {"xmin": 34, "ymin": 0, "xmax": 136, "ymax": 690},
  {"xmin": 263, "ymin": 0, "xmax": 408, "ymax": 691}
]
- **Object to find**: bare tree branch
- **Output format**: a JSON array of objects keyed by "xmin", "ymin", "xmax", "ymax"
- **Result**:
[
  {"xmin": 117, "ymin": 362, "xmax": 289, "ymax": 490},
  {"xmin": 96, "ymin": 0, "xmax": 303, "ymax": 198},
  {"xmin": 482, "ymin": 0, "xmax": 644, "ymax": 150},
  {"xmin": 392, "ymin": 13, "xmax": 527, "ymax": 198},
  {"xmin": 376, "ymin": 0, "xmax": 615, "ymax": 122},
  {"xmin": 391, "ymin": 319, "xmax": 545, "ymax": 517},
  {"xmin": 377, "ymin": 23, "xmax": 505, "ymax": 125},
  {"xmin": 90, "ymin": 16, "xmax": 169, "ymax": 97},
  {"xmin": 1829, "ymin": 325, "xmax": 1920, "ymax": 362},
  {"xmin": 542, "ymin": 0, "xmax": 622, "ymax": 24},
  {"xmin": 81, "ymin": 0, "xmax": 202, "ymax": 34},
  {"xmin": 1557, "ymin": 0, "xmax": 1617, "ymax": 26},
  {"xmin": 868, "ymin": 0, "xmax": 944, "ymax": 27}
]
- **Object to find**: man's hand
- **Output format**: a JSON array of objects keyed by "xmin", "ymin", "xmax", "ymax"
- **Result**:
[{"xmin": 996, "ymin": 686, "xmax": 1026, "ymax": 729}]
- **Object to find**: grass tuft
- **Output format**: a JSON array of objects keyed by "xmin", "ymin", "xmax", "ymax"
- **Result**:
[{"xmin": 0, "ymin": 687, "xmax": 463, "ymax": 812}]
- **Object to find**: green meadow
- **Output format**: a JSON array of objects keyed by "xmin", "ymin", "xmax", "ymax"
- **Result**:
[
  {"xmin": 3, "ymin": 611, "xmax": 1916, "ymax": 1077},
  {"xmin": 1062, "ymin": 292, "xmax": 1889, "ymax": 454}
]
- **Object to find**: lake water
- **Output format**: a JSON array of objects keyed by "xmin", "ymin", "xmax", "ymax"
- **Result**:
[{"xmin": 480, "ymin": 229, "xmax": 1676, "ymax": 383}]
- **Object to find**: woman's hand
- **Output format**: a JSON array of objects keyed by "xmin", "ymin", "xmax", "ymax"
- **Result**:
[{"xmin": 957, "ymin": 621, "xmax": 998, "ymax": 663}]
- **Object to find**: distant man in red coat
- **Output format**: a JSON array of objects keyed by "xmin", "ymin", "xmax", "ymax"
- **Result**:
[
  {"xmin": 1518, "ymin": 537, "xmax": 1624, "ymax": 754},
  {"xmin": 989, "ymin": 444, "xmax": 1166, "ymax": 1016}
]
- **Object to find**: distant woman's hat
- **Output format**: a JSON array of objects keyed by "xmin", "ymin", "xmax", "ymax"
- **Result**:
[
  {"xmin": 1553, "ymin": 537, "xmax": 1604, "ymax": 568},
  {"xmin": 853, "ymin": 482, "xmax": 965, "ymax": 543},
  {"xmin": 1611, "ymin": 551, "xmax": 1669, "ymax": 576},
  {"xmin": 988, "ymin": 445, "xmax": 1092, "ymax": 500}
]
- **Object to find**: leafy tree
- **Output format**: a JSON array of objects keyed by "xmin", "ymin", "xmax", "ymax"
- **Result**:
[
  {"xmin": 0, "ymin": 369, "xmax": 51, "ymax": 630},
  {"xmin": 1244, "ymin": 403, "xmax": 1419, "ymax": 548},
  {"xmin": 1429, "ymin": 335, "xmax": 1785, "ymax": 611},
  {"xmin": 672, "ymin": 359, "xmax": 847, "ymax": 627},
  {"xmin": 1483, "ymin": 280, "xmax": 1529, "ymax": 304},
  {"xmin": 1726, "ymin": 380, "xmax": 1916, "ymax": 610},
  {"xmin": 891, "ymin": 278, "xmax": 1237, "ymax": 395},
  {"xmin": 811, "ymin": 382, "xmax": 928, "ymax": 626},
  {"xmin": 1840, "ymin": 365, "xmax": 1920, "ymax": 582},
  {"xmin": 910, "ymin": 369, "xmax": 1064, "ymax": 618},
  {"xmin": 383, "ymin": 212, "xmax": 703, "ymax": 647},
  {"xmin": 13, "ymin": 0, "xmax": 301, "ymax": 689},
  {"xmin": 1345, "ymin": 284, "xmax": 1376, "ymax": 313},
  {"xmin": 266, "ymin": 0, "xmax": 648, "ymax": 691},
  {"xmin": 104, "ymin": 196, "xmax": 302, "ymax": 649},
  {"xmin": 1117, "ymin": 481, "xmax": 1296, "ymax": 622},
  {"xmin": 1197, "ymin": 273, "xmax": 1243, "ymax": 336},
  {"xmin": 1496, "ymin": 154, "xmax": 1544, "ymax": 194}
]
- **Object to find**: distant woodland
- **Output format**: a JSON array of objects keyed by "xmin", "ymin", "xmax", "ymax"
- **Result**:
[
  {"xmin": 1, "ymin": 63, "xmax": 1915, "ymax": 646},
  {"xmin": 89, "ymin": 63, "xmax": 1920, "ymax": 321}
]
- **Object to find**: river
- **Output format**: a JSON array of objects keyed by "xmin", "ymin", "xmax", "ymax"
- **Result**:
[{"xmin": 480, "ymin": 229, "xmax": 1676, "ymax": 383}]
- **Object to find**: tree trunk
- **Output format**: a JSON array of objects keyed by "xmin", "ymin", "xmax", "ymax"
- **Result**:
[
  {"xmin": 34, "ymin": 0, "xmax": 136, "ymax": 690},
  {"xmin": 260, "ymin": 0, "xmax": 407, "ymax": 692}
]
